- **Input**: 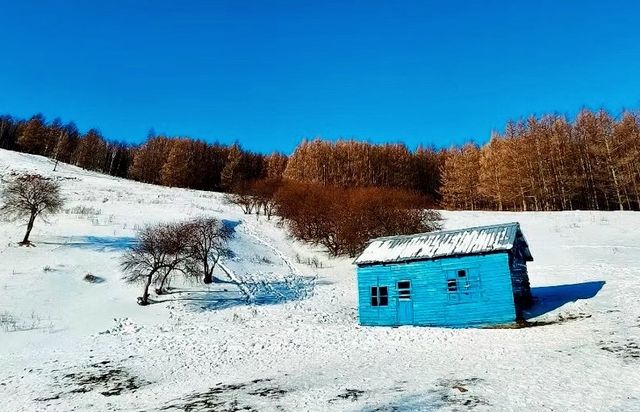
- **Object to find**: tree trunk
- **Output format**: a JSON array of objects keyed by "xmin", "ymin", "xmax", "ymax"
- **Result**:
[
  {"xmin": 203, "ymin": 267, "xmax": 213, "ymax": 284},
  {"xmin": 21, "ymin": 213, "xmax": 36, "ymax": 245},
  {"xmin": 603, "ymin": 138, "xmax": 624, "ymax": 210},
  {"xmin": 156, "ymin": 270, "xmax": 172, "ymax": 294},
  {"xmin": 140, "ymin": 273, "xmax": 154, "ymax": 305},
  {"xmin": 533, "ymin": 135, "xmax": 550, "ymax": 210},
  {"xmin": 203, "ymin": 254, "xmax": 220, "ymax": 284}
]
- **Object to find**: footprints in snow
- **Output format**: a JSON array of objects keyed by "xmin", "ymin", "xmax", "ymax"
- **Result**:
[{"xmin": 218, "ymin": 221, "xmax": 316, "ymax": 308}]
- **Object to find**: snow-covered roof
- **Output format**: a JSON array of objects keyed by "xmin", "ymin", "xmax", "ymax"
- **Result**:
[{"xmin": 355, "ymin": 222, "xmax": 533, "ymax": 266}]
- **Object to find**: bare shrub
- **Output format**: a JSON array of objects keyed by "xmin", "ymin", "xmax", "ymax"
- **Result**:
[
  {"xmin": 227, "ymin": 182, "xmax": 257, "ymax": 214},
  {"xmin": 249, "ymin": 178, "xmax": 282, "ymax": 220},
  {"xmin": 273, "ymin": 181, "xmax": 335, "ymax": 244},
  {"xmin": 0, "ymin": 312, "xmax": 19, "ymax": 332},
  {"xmin": 228, "ymin": 178, "xmax": 283, "ymax": 220},
  {"xmin": 64, "ymin": 205, "xmax": 102, "ymax": 216},
  {"xmin": 0, "ymin": 311, "xmax": 50, "ymax": 332},
  {"xmin": 1, "ymin": 173, "xmax": 64, "ymax": 245},
  {"xmin": 274, "ymin": 181, "xmax": 442, "ymax": 257},
  {"xmin": 295, "ymin": 254, "xmax": 323, "ymax": 268}
]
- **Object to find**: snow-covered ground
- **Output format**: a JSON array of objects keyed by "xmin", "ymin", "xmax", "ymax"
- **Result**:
[{"xmin": 0, "ymin": 149, "xmax": 639, "ymax": 411}]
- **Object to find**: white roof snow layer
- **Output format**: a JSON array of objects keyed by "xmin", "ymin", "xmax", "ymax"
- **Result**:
[{"xmin": 355, "ymin": 222, "xmax": 531, "ymax": 265}]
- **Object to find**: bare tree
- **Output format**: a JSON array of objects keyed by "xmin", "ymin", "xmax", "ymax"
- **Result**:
[
  {"xmin": 121, "ymin": 222, "xmax": 192, "ymax": 305},
  {"xmin": 227, "ymin": 183, "xmax": 257, "ymax": 214},
  {"xmin": 184, "ymin": 217, "xmax": 233, "ymax": 284},
  {"xmin": 251, "ymin": 178, "xmax": 281, "ymax": 220},
  {"xmin": 1, "ymin": 173, "xmax": 64, "ymax": 246}
]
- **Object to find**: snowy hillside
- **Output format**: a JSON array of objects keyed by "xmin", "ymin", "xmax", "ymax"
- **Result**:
[{"xmin": 1, "ymin": 149, "xmax": 639, "ymax": 411}]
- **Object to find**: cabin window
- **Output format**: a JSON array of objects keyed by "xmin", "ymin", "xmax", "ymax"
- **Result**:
[
  {"xmin": 447, "ymin": 269, "xmax": 480, "ymax": 302},
  {"xmin": 397, "ymin": 280, "xmax": 411, "ymax": 300},
  {"xmin": 371, "ymin": 286, "xmax": 388, "ymax": 306},
  {"xmin": 447, "ymin": 279, "xmax": 458, "ymax": 292}
]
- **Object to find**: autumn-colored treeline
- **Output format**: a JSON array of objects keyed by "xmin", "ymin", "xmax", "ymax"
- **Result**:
[
  {"xmin": 3, "ymin": 108, "xmax": 640, "ymax": 211},
  {"xmin": 441, "ymin": 109, "xmax": 640, "ymax": 211},
  {"xmin": 0, "ymin": 113, "xmax": 286, "ymax": 191},
  {"xmin": 129, "ymin": 139, "xmax": 286, "ymax": 191},
  {"xmin": 1, "ymin": 114, "xmax": 132, "ymax": 177},
  {"xmin": 283, "ymin": 139, "xmax": 443, "ymax": 199}
]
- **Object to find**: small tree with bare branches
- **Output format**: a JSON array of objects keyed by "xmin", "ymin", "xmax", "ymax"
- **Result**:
[
  {"xmin": 251, "ymin": 178, "xmax": 281, "ymax": 220},
  {"xmin": 121, "ymin": 222, "xmax": 192, "ymax": 305},
  {"xmin": 184, "ymin": 217, "xmax": 233, "ymax": 284},
  {"xmin": 1, "ymin": 173, "xmax": 64, "ymax": 246},
  {"xmin": 227, "ymin": 183, "xmax": 257, "ymax": 215}
]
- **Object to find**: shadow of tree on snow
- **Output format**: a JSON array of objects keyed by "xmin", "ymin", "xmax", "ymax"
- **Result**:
[
  {"xmin": 151, "ymin": 276, "xmax": 316, "ymax": 312},
  {"xmin": 222, "ymin": 219, "xmax": 241, "ymax": 233},
  {"xmin": 151, "ymin": 288, "xmax": 248, "ymax": 311},
  {"xmin": 43, "ymin": 236, "xmax": 136, "ymax": 252}
]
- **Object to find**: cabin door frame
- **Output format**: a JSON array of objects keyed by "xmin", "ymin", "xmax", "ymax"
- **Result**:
[{"xmin": 396, "ymin": 280, "xmax": 414, "ymax": 325}]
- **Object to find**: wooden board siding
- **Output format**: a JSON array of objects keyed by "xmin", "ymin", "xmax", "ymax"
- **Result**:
[{"xmin": 357, "ymin": 252, "xmax": 517, "ymax": 327}]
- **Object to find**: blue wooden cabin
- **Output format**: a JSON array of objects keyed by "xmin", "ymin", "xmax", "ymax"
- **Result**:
[{"xmin": 354, "ymin": 222, "xmax": 533, "ymax": 327}]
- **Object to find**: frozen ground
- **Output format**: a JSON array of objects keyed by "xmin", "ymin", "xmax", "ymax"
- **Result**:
[{"xmin": 0, "ymin": 149, "xmax": 639, "ymax": 411}]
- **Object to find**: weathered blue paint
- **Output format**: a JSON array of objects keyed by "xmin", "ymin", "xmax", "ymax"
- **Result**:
[{"xmin": 357, "ymin": 251, "xmax": 524, "ymax": 327}]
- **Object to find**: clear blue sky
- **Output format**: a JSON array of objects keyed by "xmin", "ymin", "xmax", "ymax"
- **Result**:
[{"xmin": 1, "ymin": 1, "xmax": 640, "ymax": 154}]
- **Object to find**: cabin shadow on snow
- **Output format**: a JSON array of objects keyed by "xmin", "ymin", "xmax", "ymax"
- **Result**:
[{"xmin": 523, "ymin": 280, "xmax": 605, "ymax": 320}]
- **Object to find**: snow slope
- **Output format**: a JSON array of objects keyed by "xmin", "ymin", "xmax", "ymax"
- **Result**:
[{"xmin": 0, "ymin": 149, "xmax": 639, "ymax": 411}]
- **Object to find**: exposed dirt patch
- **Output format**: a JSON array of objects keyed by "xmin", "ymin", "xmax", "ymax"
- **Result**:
[
  {"xmin": 362, "ymin": 378, "xmax": 487, "ymax": 411},
  {"xmin": 36, "ymin": 360, "xmax": 147, "ymax": 403},
  {"xmin": 555, "ymin": 312, "xmax": 593, "ymax": 323},
  {"xmin": 247, "ymin": 386, "xmax": 288, "ymax": 399},
  {"xmin": 159, "ymin": 378, "xmax": 291, "ymax": 411},
  {"xmin": 485, "ymin": 312, "xmax": 593, "ymax": 329},
  {"xmin": 34, "ymin": 394, "xmax": 61, "ymax": 402},
  {"xmin": 330, "ymin": 388, "xmax": 366, "ymax": 402},
  {"xmin": 599, "ymin": 339, "xmax": 640, "ymax": 361},
  {"xmin": 64, "ymin": 365, "xmax": 146, "ymax": 397},
  {"xmin": 430, "ymin": 377, "xmax": 488, "ymax": 409}
]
